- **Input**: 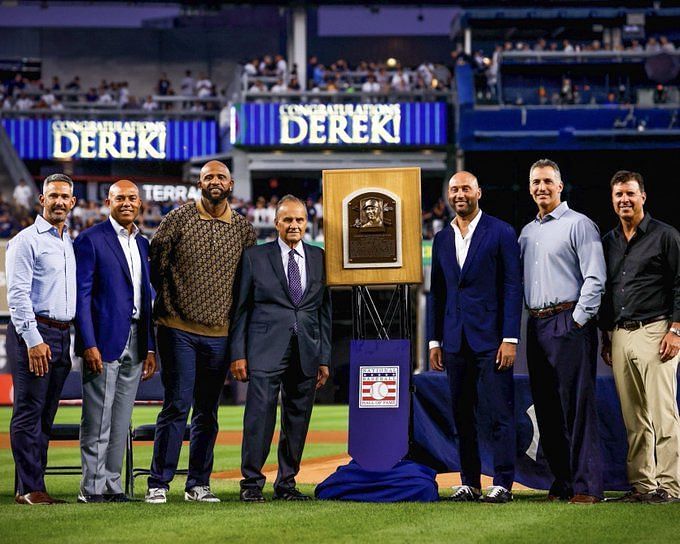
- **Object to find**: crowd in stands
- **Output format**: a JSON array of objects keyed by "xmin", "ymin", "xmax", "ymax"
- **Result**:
[
  {"xmin": 0, "ymin": 70, "xmax": 222, "ymax": 113},
  {"xmin": 462, "ymin": 36, "xmax": 680, "ymax": 105},
  {"xmin": 4, "ymin": 183, "xmax": 449, "ymax": 241},
  {"xmin": 243, "ymin": 54, "xmax": 452, "ymax": 95}
]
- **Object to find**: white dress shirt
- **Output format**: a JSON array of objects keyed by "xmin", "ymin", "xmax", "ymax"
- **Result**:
[
  {"xmin": 109, "ymin": 216, "xmax": 142, "ymax": 320},
  {"xmin": 429, "ymin": 210, "xmax": 517, "ymax": 349},
  {"xmin": 278, "ymin": 237, "xmax": 307, "ymax": 293}
]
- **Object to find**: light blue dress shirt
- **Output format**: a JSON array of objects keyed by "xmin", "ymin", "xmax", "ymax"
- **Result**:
[
  {"xmin": 6, "ymin": 215, "xmax": 77, "ymax": 348},
  {"xmin": 519, "ymin": 202, "xmax": 606, "ymax": 326}
]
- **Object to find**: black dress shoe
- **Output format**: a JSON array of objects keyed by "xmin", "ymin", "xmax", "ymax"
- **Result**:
[
  {"xmin": 77, "ymin": 493, "xmax": 105, "ymax": 503},
  {"xmin": 240, "ymin": 488, "xmax": 265, "ymax": 503},
  {"xmin": 104, "ymin": 494, "xmax": 140, "ymax": 503},
  {"xmin": 273, "ymin": 488, "xmax": 312, "ymax": 501}
]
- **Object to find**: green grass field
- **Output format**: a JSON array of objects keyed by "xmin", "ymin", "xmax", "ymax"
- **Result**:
[{"xmin": 1, "ymin": 405, "xmax": 680, "ymax": 543}]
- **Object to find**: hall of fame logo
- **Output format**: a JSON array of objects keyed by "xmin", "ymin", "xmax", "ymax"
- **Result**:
[{"xmin": 359, "ymin": 366, "xmax": 399, "ymax": 408}]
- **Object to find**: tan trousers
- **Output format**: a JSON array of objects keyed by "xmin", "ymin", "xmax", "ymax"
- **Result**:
[{"xmin": 611, "ymin": 320, "xmax": 680, "ymax": 496}]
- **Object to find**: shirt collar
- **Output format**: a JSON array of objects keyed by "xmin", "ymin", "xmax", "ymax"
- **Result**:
[
  {"xmin": 35, "ymin": 214, "xmax": 69, "ymax": 236},
  {"xmin": 537, "ymin": 201, "xmax": 569, "ymax": 222},
  {"xmin": 616, "ymin": 212, "xmax": 652, "ymax": 237},
  {"xmin": 451, "ymin": 209, "xmax": 483, "ymax": 233},
  {"xmin": 278, "ymin": 236, "xmax": 305, "ymax": 258},
  {"xmin": 196, "ymin": 198, "xmax": 232, "ymax": 223},
  {"xmin": 109, "ymin": 215, "xmax": 139, "ymax": 237}
]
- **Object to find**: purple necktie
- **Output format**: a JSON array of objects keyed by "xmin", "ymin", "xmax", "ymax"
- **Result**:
[{"xmin": 288, "ymin": 249, "xmax": 303, "ymax": 306}]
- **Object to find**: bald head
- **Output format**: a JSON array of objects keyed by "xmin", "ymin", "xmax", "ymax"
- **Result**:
[
  {"xmin": 447, "ymin": 170, "xmax": 481, "ymax": 219},
  {"xmin": 449, "ymin": 171, "xmax": 479, "ymax": 189},
  {"xmin": 108, "ymin": 179, "xmax": 139, "ymax": 199},
  {"xmin": 107, "ymin": 179, "xmax": 141, "ymax": 229},
  {"xmin": 198, "ymin": 160, "xmax": 233, "ymax": 204}
]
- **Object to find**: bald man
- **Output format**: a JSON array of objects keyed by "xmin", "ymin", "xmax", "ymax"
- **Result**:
[
  {"xmin": 74, "ymin": 180, "xmax": 156, "ymax": 502},
  {"xmin": 146, "ymin": 161, "xmax": 256, "ymax": 503},
  {"xmin": 429, "ymin": 171, "xmax": 522, "ymax": 503}
]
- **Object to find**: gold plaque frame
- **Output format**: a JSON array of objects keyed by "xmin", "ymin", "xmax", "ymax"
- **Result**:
[{"xmin": 322, "ymin": 167, "xmax": 423, "ymax": 286}]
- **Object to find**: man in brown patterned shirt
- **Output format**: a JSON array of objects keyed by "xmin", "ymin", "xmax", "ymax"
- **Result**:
[{"xmin": 145, "ymin": 160, "xmax": 256, "ymax": 504}]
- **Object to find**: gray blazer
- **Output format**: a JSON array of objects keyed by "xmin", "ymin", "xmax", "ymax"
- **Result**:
[{"xmin": 229, "ymin": 240, "xmax": 332, "ymax": 377}]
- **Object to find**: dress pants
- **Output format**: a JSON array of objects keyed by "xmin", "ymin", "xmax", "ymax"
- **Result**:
[
  {"xmin": 444, "ymin": 334, "xmax": 515, "ymax": 490},
  {"xmin": 8, "ymin": 321, "xmax": 72, "ymax": 495},
  {"xmin": 80, "ymin": 324, "xmax": 142, "ymax": 496},
  {"xmin": 611, "ymin": 319, "xmax": 680, "ymax": 497},
  {"xmin": 241, "ymin": 336, "xmax": 317, "ymax": 492},
  {"xmin": 148, "ymin": 325, "xmax": 229, "ymax": 491},
  {"xmin": 527, "ymin": 310, "xmax": 603, "ymax": 499}
]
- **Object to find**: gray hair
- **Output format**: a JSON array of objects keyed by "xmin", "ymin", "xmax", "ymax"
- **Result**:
[
  {"xmin": 529, "ymin": 158, "xmax": 561, "ymax": 181},
  {"xmin": 42, "ymin": 173, "xmax": 74, "ymax": 194},
  {"xmin": 275, "ymin": 194, "xmax": 307, "ymax": 220}
]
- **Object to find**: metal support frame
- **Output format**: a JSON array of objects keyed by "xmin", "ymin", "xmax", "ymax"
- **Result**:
[{"xmin": 351, "ymin": 284, "xmax": 412, "ymax": 341}]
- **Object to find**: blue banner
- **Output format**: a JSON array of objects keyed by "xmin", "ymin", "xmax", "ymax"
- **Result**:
[
  {"xmin": 349, "ymin": 340, "xmax": 411, "ymax": 471},
  {"xmin": 230, "ymin": 102, "xmax": 448, "ymax": 147},
  {"xmin": 1, "ymin": 118, "xmax": 217, "ymax": 161}
]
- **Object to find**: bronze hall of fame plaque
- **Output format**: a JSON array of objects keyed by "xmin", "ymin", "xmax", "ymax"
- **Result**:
[{"xmin": 342, "ymin": 188, "xmax": 402, "ymax": 268}]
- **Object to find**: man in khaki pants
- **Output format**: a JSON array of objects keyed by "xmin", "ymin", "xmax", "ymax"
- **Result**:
[{"xmin": 600, "ymin": 170, "xmax": 680, "ymax": 503}]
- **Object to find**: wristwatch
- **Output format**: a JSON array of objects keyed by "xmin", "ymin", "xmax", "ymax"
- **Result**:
[{"xmin": 670, "ymin": 327, "xmax": 680, "ymax": 337}]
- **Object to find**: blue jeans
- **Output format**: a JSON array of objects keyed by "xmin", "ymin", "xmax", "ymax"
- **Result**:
[{"xmin": 148, "ymin": 325, "xmax": 229, "ymax": 491}]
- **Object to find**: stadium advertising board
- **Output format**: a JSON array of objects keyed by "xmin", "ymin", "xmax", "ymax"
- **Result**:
[
  {"xmin": 230, "ymin": 102, "xmax": 447, "ymax": 147},
  {"xmin": 1, "ymin": 118, "xmax": 217, "ymax": 160}
]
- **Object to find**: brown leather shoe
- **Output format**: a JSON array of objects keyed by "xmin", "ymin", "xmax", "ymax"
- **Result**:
[
  {"xmin": 15, "ymin": 491, "xmax": 58, "ymax": 505},
  {"xmin": 569, "ymin": 494, "xmax": 601, "ymax": 504}
]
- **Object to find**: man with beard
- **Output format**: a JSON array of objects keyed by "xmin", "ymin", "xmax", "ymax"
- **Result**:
[
  {"xmin": 429, "ymin": 171, "xmax": 522, "ymax": 503},
  {"xmin": 146, "ymin": 161, "xmax": 256, "ymax": 503},
  {"xmin": 6, "ymin": 174, "xmax": 76, "ymax": 505},
  {"xmin": 600, "ymin": 171, "xmax": 680, "ymax": 503},
  {"xmin": 74, "ymin": 180, "xmax": 156, "ymax": 503},
  {"xmin": 519, "ymin": 159, "xmax": 605, "ymax": 504}
]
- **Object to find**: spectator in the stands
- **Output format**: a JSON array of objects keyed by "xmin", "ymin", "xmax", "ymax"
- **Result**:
[
  {"xmin": 15, "ymin": 93, "xmax": 33, "ymax": 111},
  {"xmin": 196, "ymin": 73, "xmax": 213, "ymax": 98},
  {"xmin": 660, "ymin": 36, "xmax": 676, "ymax": 52},
  {"xmin": 181, "ymin": 70, "xmax": 195, "ymax": 96},
  {"xmin": 158, "ymin": 73, "xmax": 171, "ymax": 96},
  {"xmin": 244, "ymin": 58, "xmax": 259, "ymax": 77},
  {"xmin": 313, "ymin": 64, "xmax": 326, "ymax": 87},
  {"xmin": 271, "ymin": 79, "xmax": 288, "ymax": 94},
  {"xmin": 361, "ymin": 74, "xmax": 380, "ymax": 93},
  {"xmin": 288, "ymin": 77, "xmax": 301, "ymax": 91},
  {"xmin": 13, "ymin": 179, "xmax": 33, "ymax": 212},
  {"xmin": 275, "ymin": 54, "xmax": 287, "ymax": 78},
  {"xmin": 142, "ymin": 95, "xmax": 159, "ymax": 112},
  {"xmin": 51, "ymin": 76, "xmax": 61, "ymax": 91}
]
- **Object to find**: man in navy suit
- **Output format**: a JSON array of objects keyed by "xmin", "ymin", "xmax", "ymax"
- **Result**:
[
  {"xmin": 429, "ymin": 171, "xmax": 522, "ymax": 503},
  {"xmin": 230, "ymin": 195, "xmax": 332, "ymax": 502},
  {"xmin": 74, "ymin": 180, "xmax": 156, "ymax": 503}
]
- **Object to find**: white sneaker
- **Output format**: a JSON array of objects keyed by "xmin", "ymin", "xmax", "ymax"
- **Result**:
[
  {"xmin": 145, "ymin": 487, "xmax": 167, "ymax": 504},
  {"xmin": 185, "ymin": 485, "xmax": 220, "ymax": 503}
]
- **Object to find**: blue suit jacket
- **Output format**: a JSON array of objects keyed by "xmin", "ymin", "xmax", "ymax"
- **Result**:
[
  {"xmin": 229, "ymin": 240, "xmax": 332, "ymax": 377},
  {"xmin": 74, "ymin": 220, "xmax": 155, "ymax": 362},
  {"xmin": 429, "ymin": 213, "xmax": 522, "ymax": 353}
]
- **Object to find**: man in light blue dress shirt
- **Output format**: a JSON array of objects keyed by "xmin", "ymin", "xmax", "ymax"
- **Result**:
[
  {"xmin": 519, "ymin": 159, "xmax": 606, "ymax": 504},
  {"xmin": 6, "ymin": 174, "xmax": 76, "ymax": 505}
]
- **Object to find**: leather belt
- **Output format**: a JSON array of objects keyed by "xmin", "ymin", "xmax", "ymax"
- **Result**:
[
  {"xmin": 528, "ymin": 301, "xmax": 576, "ymax": 319},
  {"xmin": 36, "ymin": 315, "xmax": 72, "ymax": 330},
  {"xmin": 616, "ymin": 315, "xmax": 669, "ymax": 332}
]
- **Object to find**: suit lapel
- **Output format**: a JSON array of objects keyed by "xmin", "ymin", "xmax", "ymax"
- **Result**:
[
  {"xmin": 300, "ymin": 243, "xmax": 316, "ymax": 302},
  {"xmin": 442, "ymin": 225, "xmax": 461, "ymax": 277},
  {"xmin": 103, "ymin": 221, "xmax": 133, "ymax": 285},
  {"xmin": 267, "ymin": 241, "xmax": 291, "ymax": 301},
  {"xmin": 460, "ymin": 214, "xmax": 488, "ymax": 280}
]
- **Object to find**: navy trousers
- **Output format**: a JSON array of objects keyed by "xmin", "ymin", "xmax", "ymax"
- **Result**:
[
  {"xmin": 148, "ymin": 325, "xmax": 229, "ymax": 491},
  {"xmin": 444, "ymin": 334, "xmax": 515, "ymax": 490},
  {"xmin": 527, "ymin": 311, "xmax": 603, "ymax": 499},
  {"xmin": 8, "ymin": 321, "xmax": 72, "ymax": 495},
  {"xmin": 241, "ymin": 336, "xmax": 317, "ymax": 492}
]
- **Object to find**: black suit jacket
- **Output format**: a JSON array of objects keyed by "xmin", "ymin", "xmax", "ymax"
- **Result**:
[{"xmin": 230, "ymin": 240, "xmax": 332, "ymax": 377}]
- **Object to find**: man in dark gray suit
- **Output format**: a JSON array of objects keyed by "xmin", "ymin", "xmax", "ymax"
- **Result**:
[{"xmin": 230, "ymin": 194, "xmax": 332, "ymax": 502}]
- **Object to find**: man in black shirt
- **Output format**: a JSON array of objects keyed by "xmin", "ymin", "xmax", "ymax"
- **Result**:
[{"xmin": 600, "ymin": 170, "xmax": 680, "ymax": 503}]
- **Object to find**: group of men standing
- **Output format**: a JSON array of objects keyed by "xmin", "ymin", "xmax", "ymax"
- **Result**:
[
  {"xmin": 6, "ymin": 157, "xmax": 680, "ymax": 506},
  {"xmin": 7, "ymin": 161, "xmax": 331, "ymax": 505},
  {"xmin": 429, "ymin": 159, "xmax": 680, "ymax": 504}
]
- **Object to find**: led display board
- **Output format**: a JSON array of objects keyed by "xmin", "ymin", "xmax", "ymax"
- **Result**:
[
  {"xmin": 230, "ymin": 102, "xmax": 447, "ymax": 147},
  {"xmin": 1, "ymin": 118, "xmax": 217, "ymax": 160}
]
